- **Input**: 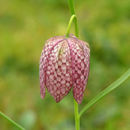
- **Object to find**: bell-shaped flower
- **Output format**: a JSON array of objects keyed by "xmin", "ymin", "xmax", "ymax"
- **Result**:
[{"xmin": 39, "ymin": 34, "xmax": 90, "ymax": 104}]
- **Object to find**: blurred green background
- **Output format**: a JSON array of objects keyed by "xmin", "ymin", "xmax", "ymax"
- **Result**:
[{"xmin": 0, "ymin": 0, "xmax": 130, "ymax": 130}]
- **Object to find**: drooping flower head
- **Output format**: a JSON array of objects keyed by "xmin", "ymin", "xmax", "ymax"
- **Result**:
[{"xmin": 39, "ymin": 34, "xmax": 90, "ymax": 104}]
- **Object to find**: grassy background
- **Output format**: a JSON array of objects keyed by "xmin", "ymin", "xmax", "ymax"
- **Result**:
[{"xmin": 0, "ymin": 0, "xmax": 130, "ymax": 130}]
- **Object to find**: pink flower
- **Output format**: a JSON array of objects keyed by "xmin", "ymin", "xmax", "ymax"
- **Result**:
[{"xmin": 39, "ymin": 34, "xmax": 90, "ymax": 104}]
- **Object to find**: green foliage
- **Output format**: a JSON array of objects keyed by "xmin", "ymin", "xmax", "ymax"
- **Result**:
[{"xmin": 0, "ymin": 0, "xmax": 130, "ymax": 130}]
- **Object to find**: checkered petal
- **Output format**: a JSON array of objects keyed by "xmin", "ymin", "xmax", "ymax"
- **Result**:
[
  {"xmin": 39, "ymin": 36, "xmax": 64, "ymax": 99},
  {"xmin": 67, "ymin": 35, "xmax": 90, "ymax": 104},
  {"xmin": 39, "ymin": 35, "xmax": 90, "ymax": 104}
]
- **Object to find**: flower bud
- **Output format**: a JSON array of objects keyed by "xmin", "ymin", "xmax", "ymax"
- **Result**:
[{"xmin": 39, "ymin": 34, "xmax": 90, "ymax": 104}]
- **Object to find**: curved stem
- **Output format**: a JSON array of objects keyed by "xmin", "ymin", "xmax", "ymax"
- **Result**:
[
  {"xmin": 68, "ymin": 0, "xmax": 79, "ymax": 37},
  {"xmin": 66, "ymin": 15, "xmax": 76, "ymax": 37},
  {"xmin": 79, "ymin": 69, "xmax": 130, "ymax": 117},
  {"xmin": 74, "ymin": 99, "xmax": 80, "ymax": 130},
  {"xmin": 0, "ymin": 111, "xmax": 25, "ymax": 130}
]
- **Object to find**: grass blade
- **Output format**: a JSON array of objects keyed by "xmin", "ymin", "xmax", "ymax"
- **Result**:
[
  {"xmin": 79, "ymin": 69, "xmax": 130, "ymax": 117},
  {"xmin": 0, "ymin": 111, "xmax": 25, "ymax": 130}
]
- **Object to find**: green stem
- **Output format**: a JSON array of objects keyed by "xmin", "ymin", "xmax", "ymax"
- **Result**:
[
  {"xmin": 66, "ymin": 15, "xmax": 76, "ymax": 37},
  {"xmin": 79, "ymin": 69, "xmax": 130, "ymax": 117},
  {"xmin": 68, "ymin": 0, "xmax": 79, "ymax": 37},
  {"xmin": 0, "ymin": 111, "xmax": 25, "ymax": 130},
  {"xmin": 74, "ymin": 99, "xmax": 80, "ymax": 130},
  {"xmin": 67, "ymin": 0, "xmax": 80, "ymax": 129}
]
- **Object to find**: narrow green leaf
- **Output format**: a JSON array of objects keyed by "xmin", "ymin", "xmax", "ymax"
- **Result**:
[
  {"xmin": 0, "ymin": 111, "xmax": 25, "ymax": 130},
  {"xmin": 79, "ymin": 69, "xmax": 130, "ymax": 117}
]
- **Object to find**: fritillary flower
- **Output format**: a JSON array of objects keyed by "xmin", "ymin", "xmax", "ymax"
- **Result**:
[{"xmin": 39, "ymin": 34, "xmax": 90, "ymax": 104}]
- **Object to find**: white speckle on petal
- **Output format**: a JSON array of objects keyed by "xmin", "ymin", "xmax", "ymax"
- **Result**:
[
  {"xmin": 57, "ymin": 77, "xmax": 61, "ymax": 82},
  {"xmin": 77, "ymin": 59, "xmax": 81, "ymax": 63},
  {"xmin": 62, "ymin": 57, "xmax": 66, "ymax": 63},
  {"xmin": 61, "ymin": 88, "xmax": 65, "ymax": 94},
  {"xmin": 57, "ymin": 83, "xmax": 60, "ymax": 87},
  {"xmin": 46, "ymin": 71, "xmax": 50, "ymax": 75},
  {"xmin": 58, "ymin": 61, "xmax": 62, "ymax": 66},
  {"xmin": 81, "ymin": 62, "xmax": 84, "ymax": 69},
  {"xmin": 81, "ymin": 75, "xmax": 84, "ymax": 80},
  {"xmin": 77, "ymin": 70, "xmax": 81, "ymax": 74},
  {"xmin": 48, "ymin": 66, "xmax": 51, "ymax": 70},
  {"xmin": 55, "ymin": 63, "xmax": 58, "ymax": 69},
  {"xmin": 66, "ymin": 83, "xmax": 70, "ymax": 87},
  {"xmin": 66, "ymin": 73, "xmax": 69, "ymax": 77},
  {"xmin": 66, "ymin": 62, "xmax": 69, "ymax": 66},
  {"xmin": 61, "ymin": 80, "xmax": 66, "ymax": 84},
  {"xmin": 50, "ymin": 75, "xmax": 54, "ymax": 80},
  {"xmin": 61, "ymin": 65, "xmax": 66, "ymax": 70}
]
